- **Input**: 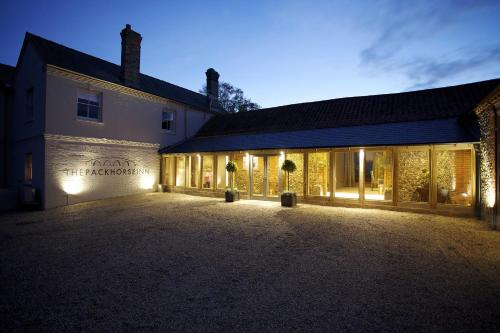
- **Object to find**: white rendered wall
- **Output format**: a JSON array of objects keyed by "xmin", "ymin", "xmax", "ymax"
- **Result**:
[
  {"xmin": 45, "ymin": 70, "xmax": 211, "ymax": 148},
  {"xmin": 44, "ymin": 135, "xmax": 160, "ymax": 209}
]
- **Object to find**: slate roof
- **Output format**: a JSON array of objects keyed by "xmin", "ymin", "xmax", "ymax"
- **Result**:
[
  {"xmin": 24, "ymin": 33, "xmax": 212, "ymax": 112},
  {"xmin": 0, "ymin": 63, "xmax": 15, "ymax": 87},
  {"xmin": 196, "ymin": 78, "xmax": 500, "ymax": 137},
  {"xmin": 162, "ymin": 118, "xmax": 479, "ymax": 154}
]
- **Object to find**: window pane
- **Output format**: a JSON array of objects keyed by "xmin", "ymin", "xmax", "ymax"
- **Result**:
[
  {"xmin": 308, "ymin": 152, "xmax": 330, "ymax": 197},
  {"xmin": 24, "ymin": 153, "xmax": 32, "ymax": 182},
  {"xmin": 78, "ymin": 91, "xmax": 99, "ymax": 102},
  {"xmin": 162, "ymin": 111, "xmax": 174, "ymax": 121},
  {"xmin": 162, "ymin": 120, "xmax": 171, "ymax": 130},
  {"xmin": 77, "ymin": 103, "xmax": 88, "ymax": 117},
  {"xmin": 251, "ymin": 156, "xmax": 264, "ymax": 196},
  {"xmin": 334, "ymin": 151, "xmax": 360, "ymax": 199},
  {"xmin": 364, "ymin": 151, "xmax": 393, "ymax": 201},
  {"xmin": 285, "ymin": 153, "xmax": 304, "ymax": 195},
  {"xmin": 398, "ymin": 150, "xmax": 430, "ymax": 202},
  {"xmin": 436, "ymin": 150, "xmax": 472, "ymax": 206},
  {"xmin": 233, "ymin": 153, "xmax": 249, "ymax": 194},
  {"xmin": 189, "ymin": 155, "xmax": 200, "ymax": 188},
  {"xmin": 89, "ymin": 106, "xmax": 99, "ymax": 119},
  {"xmin": 267, "ymin": 155, "xmax": 280, "ymax": 197},
  {"xmin": 162, "ymin": 157, "xmax": 170, "ymax": 185},
  {"xmin": 217, "ymin": 155, "xmax": 228, "ymax": 189},
  {"xmin": 176, "ymin": 157, "xmax": 185, "ymax": 186},
  {"xmin": 202, "ymin": 156, "xmax": 214, "ymax": 189}
]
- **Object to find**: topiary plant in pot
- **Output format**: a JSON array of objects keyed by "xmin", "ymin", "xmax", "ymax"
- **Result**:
[
  {"xmin": 225, "ymin": 160, "xmax": 239, "ymax": 202},
  {"xmin": 281, "ymin": 159, "xmax": 297, "ymax": 207}
]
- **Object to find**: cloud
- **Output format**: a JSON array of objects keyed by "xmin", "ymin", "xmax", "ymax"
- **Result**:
[
  {"xmin": 359, "ymin": 0, "xmax": 500, "ymax": 89},
  {"xmin": 402, "ymin": 44, "xmax": 500, "ymax": 90}
]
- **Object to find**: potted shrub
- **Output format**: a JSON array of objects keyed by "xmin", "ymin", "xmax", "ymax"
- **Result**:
[
  {"xmin": 225, "ymin": 160, "xmax": 239, "ymax": 202},
  {"xmin": 281, "ymin": 159, "xmax": 297, "ymax": 207}
]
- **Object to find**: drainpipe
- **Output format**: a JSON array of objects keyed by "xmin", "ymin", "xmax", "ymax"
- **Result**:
[{"xmin": 474, "ymin": 143, "xmax": 481, "ymax": 219}]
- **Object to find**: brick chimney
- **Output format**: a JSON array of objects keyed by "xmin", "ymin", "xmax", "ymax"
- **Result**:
[
  {"xmin": 120, "ymin": 24, "xmax": 142, "ymax": 85},
  {"xmin": 206, "ymin": 68, "xmax": 219, "ymax": 101}
]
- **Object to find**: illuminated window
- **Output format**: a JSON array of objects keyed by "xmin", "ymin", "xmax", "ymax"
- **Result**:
[
  {"xmin": 161, "ymin": 156, "xmax": 172, "ymax": 185},
  {"xmin": 364, "ymin": 151, "xmax": 393, "ymax": 201},
  {"xmin": 308, "ymin": 152, "xmax": 329, "ymax": 197},
  {"xmin": 24, "ymin": 153, "xmax": 32, "ymax": 183},
  {"xmin": 77, "ymin": 91, "xmax": 101, "ymax": 121},
  {"xmin": 26, "ymin": 88, "xmax": 34, "ymax": 121},
  {"xmin": 334, "ymin": 151, "xmax": 360, "ymax": 199},
  {"xmin": 285, "ymin": 153, "xmax": 304, "ymax": 196},
  {"xmin": 233, "ymin": 153, "xmax": 249, "ymax": 194},
  {"xmin": 436, "ymin": 149, "xmax": 473, "ymax": 206},
  {"xmin": 398, "ymin": 150, "xmax": 430, "ymax": 202},
  {"xmin": 202, "ymin": 155, "xmax": 214, "ymax": 189},
  {"xmin": 188, "ymin": 155, "xmax": 200, "ymax": 188},
  {"xmin": 216, "ymin": 155, "xmax": 229, "ymax": 189},
  {"xmin": 162, "ymin": 110, "xmax": 175, "ymax": 131},
  {"xmin": 175, "ymin": 156, "xmax": 185, "ymax": 186}
]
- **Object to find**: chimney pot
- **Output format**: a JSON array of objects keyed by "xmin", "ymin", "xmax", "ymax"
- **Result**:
[{"xmin": 120, "ymin": 24, "xmax": 142, "ymax": 85}]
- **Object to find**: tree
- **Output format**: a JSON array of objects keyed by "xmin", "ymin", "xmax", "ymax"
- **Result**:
[
  {"xmin": 225, "ymin": 160, "xmax": 238, "ymax": 191},
  {"xmin": 200, "ymin": 81, "xmax": 260, "ymax": 113},
  {"xmin": 281, "ymin": 159, "xmax": 297, "ymax": 192}
]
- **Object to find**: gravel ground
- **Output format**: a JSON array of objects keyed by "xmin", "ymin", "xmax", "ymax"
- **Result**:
[{"xmin": 1, "ymin": 192, "xmax": 500, "ymax": 332}]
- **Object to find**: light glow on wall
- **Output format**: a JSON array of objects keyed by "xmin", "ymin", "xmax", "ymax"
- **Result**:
[
  {"xmin": 139, "ymin": 175, "xmax": 155, "ymax": 189},
  {"xmin": 486, "ymin": 188, "xmax": 496, "ymax": 208},
  {"xmin": 62, "ymin": 178, "xmax": 84, "ymax": 195}
]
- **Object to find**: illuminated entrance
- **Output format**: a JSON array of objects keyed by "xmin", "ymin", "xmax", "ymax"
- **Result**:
[{"xmin": 250, "ymin": 155, "xmax": 280, "ymax": 198}]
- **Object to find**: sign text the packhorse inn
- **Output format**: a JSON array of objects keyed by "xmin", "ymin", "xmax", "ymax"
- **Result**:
[{"xmin": 60, "ymin": 158, "xmax": 151, "ymax": 177}]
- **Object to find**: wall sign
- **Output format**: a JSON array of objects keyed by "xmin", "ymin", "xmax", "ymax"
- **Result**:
[{"xmin": 59, "ymin": 157, "xmax": 151, "ymax": 177}]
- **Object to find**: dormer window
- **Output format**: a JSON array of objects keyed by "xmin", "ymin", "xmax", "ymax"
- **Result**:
[
  {"xmin": 77, "ymin": 91, "xmax": 101, "ymax": 121},
  {"xmin": 162, "ymin": 110, "xmax": 175, "ymax": 131}
]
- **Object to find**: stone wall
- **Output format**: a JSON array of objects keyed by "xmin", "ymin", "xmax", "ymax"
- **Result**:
[
  {"xmin": 286, "ymin": 153, "xmax": 304, "ymax": 195},
  {"xmin": 477, "ymin": 108, "xmax": 496, "ymax": 208},
  {"xmin": 398, "ymin": 150, "xmax": 430, "ymax": 202},
  {"xmin": 233, "ymin": 153, "xmax": 248, "ymax": 193},
  {"xmin": 436, "ymin": 150, "xmax": 472, "ymax": 206}
]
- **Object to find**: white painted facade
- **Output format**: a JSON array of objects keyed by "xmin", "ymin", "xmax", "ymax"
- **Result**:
[{"xmin": 5, "ymin": 35, "xmax": 214, "ymax": 209}]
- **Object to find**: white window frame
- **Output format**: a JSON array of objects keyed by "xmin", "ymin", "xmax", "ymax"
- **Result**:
[
  {"xmin": 77, "ymin": 90, "xmax": 102, "ymax": 122},
  {"xmin": 162, "ymin": 110, "xmax": 175, "ymax": 132}
]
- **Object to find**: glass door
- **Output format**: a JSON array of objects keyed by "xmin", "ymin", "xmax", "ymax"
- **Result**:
[
  {"xmin": 266, "ymin": 155, "xmax": 280, "ymax": 197},
  {"xmin": 251, "ymin": 156, "xmax": 265, "ymax": 197},
  {"xmin": 251, "ymin": 155, "xmax": 280, "ymax": 198}
]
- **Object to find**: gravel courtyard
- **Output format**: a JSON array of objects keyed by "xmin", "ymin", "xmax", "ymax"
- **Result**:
[{"xmin": 1, "ymin": 193, "xmax": 500, "ymax": 332}]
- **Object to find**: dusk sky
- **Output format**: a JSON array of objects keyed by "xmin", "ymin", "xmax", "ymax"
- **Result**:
[{"xmin": 1, "ymin": 0, "xmax": 499, "ymax": 108}]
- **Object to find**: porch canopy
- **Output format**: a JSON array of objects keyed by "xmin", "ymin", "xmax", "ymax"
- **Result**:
[{"xmin": 160, "ymin": 118, "xmax": 478, "ymax": 154}]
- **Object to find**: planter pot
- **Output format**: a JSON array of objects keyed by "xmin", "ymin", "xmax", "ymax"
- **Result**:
[
  {"xmin": 158, "ymin": 184, "xmax": 169, "ymax": 193},
  {"xmin": 281, "ymin": 192, "xmax": 297, "ymax": 207},
  {"xmin": 225, "ymin": 191, "xmax": 240, "ymax": 202}
]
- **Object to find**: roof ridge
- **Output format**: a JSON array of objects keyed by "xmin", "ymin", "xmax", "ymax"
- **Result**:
[
  {"xmin": 212, "ymin": 77, "xmax": 500, "ymax": 118},
  {"xmin": 25, "ymin": 32, "xmax": 209, "ymax": 106}
]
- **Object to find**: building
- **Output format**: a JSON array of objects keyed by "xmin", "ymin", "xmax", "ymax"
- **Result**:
[
  {"xmin": 0, "ymin": 25, "xmax": 220, "ymax": 209},
  {"xmin": 1, "ymin": 25, "xmax": 500, "ymax": 228}
]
